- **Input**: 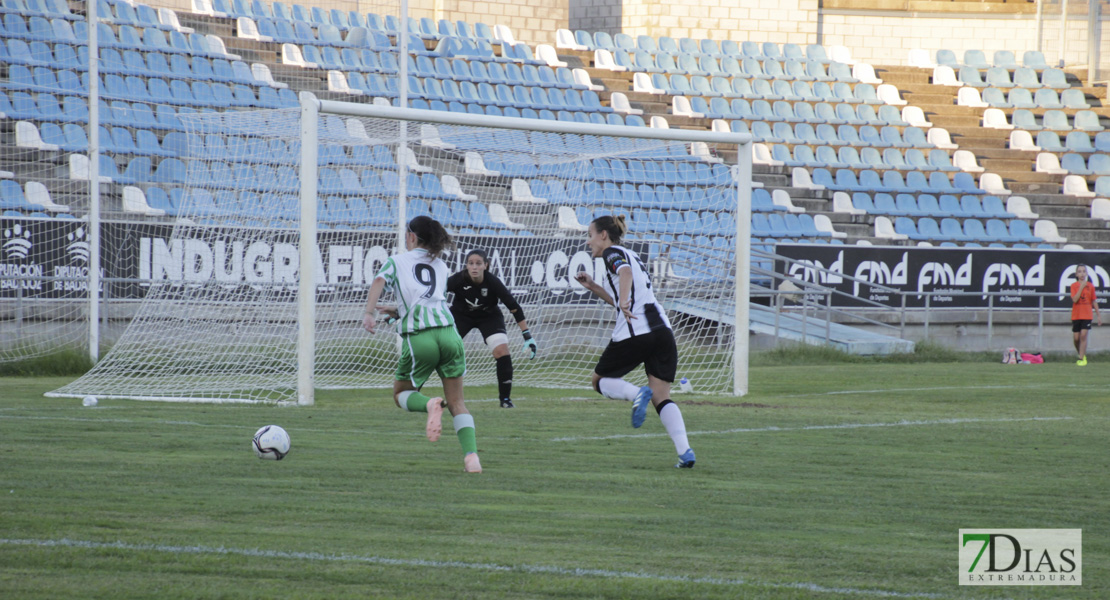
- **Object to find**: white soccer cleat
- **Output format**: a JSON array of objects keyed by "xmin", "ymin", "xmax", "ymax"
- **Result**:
[{"xmin": 464, "ymin": 452, "xmax": 482, "ymax": 473}]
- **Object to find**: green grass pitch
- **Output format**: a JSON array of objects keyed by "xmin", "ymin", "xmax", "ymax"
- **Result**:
[{"xmin": 1, "ymin": 358, "xmax": 1107, "ymax": 599}]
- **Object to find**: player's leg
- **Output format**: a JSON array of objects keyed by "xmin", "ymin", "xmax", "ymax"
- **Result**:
[
  {"xmin": 1073, "ymin": 322, "xmax": 1082, "ymax": 358},
  {"xmin": 592, "ymin": 372, "xmax": 641, "ymax": 401},
  {"xmin": 395, "ymin": 331, "xmax": 446, "ymax": 441},
  {"xmin": 592, "ymin": 338, "xmax": 648, "ymax": 403},
  {"xmin": 435, "ymin": 326, "xmax": 481, "ymax": 472},
  {"xmin": 477, "ymin": 316, "xmax": 514, "ymax": 408},
  {"xmin": 645, "ymin": 329, "xmax": 694, "ymax": 468},
  {"xmin": 489, "ymin": 334, "xmax": 514, "ymax": 408},
  {"xmin": 1078, "ymin": 327, "xmax": 1089, "ymax": 365}
]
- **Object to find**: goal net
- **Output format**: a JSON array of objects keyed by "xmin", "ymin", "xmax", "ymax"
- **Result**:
[
  {"xmin": 49, "ymin": 99, "xmax": 750, "ymax": 403},
  {"xmin": 0, "ymin": 115, "xmax": 98, "ymax": 362}
]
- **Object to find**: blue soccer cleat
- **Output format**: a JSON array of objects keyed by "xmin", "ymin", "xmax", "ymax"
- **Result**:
[
  {"xmin": 631, "ymin": 385, "xmax": 652, "ymax": 428},
  {"xmin": 675, "ymin": 448, "xmax": 696, "ymax": 469}
]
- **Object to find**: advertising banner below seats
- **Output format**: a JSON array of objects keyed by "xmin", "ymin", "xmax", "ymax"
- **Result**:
[
  {"xmin": 774, "ymin": 244, "xmax": 1110, "ymax": 309},
  {"xmin": 0, "ymin": 219, "xmax": 642, "ymax": 305}
]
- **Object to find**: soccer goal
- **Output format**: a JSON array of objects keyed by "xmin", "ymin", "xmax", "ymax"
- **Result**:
[{"xmin": 48, "ymin": 95, "xmax": 752, "ymax": 404}]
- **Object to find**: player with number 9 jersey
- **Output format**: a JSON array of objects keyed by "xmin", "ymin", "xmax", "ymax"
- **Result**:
[
  {"xmin": 375, "ymin": 246, "xmax": 455, "ymax": 335},
  {"xmin": 363, "ymin": 216, "xmax": 481, "ymax": 474}
]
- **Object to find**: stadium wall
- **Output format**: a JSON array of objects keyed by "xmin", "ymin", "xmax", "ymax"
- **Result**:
[
  {"xmin": 816, "ymin": 9, "xmax": 1102, "ymax": 67},
  {"xmin": 425, "ymin": 0, "xmax": 568, "ymax": 48},
  {"xmin": 570, "ymin": 0, "xmax": 819, "ymax": 46}
]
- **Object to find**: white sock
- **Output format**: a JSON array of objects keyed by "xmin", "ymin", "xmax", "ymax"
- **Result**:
[
  {"xmin": 397, "ymin": 390, "xmax": 415, "ymax": 411},
  {"xmin": 453, "ymin": 413, "xmax": 474, "ymax": 432},
  {"xmin": 599, "ymin": 377, "xmax": 640, "ymax": 401},
  {"xmin": 658, "ymin": 401, "xmax": 691, "ymax": 455}
]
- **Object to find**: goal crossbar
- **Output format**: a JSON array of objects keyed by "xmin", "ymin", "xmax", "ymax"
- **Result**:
[{"xmin": 314, "ymin": 99, "xmax": 755, "ymax": 145}]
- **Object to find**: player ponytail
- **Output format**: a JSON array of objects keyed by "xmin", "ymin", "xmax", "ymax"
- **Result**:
[
  {"xmin": 408, "ymin": 215, "xmax": 454, "ymax": 257},
  {"xmin": 591, "ymin": 214, "xmax": 628, "ymax": 244}
]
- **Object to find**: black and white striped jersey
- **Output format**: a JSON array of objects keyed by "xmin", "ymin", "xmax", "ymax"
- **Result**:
[{"xmin": 600, "ymin": 245, "xmax": 671, "ymax": 341}]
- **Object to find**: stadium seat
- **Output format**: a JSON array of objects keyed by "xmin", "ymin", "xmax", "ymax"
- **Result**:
[
  {"xmin": 874, "ymin": 215, "xmax": 908, "ymax": 241},
  {"xmin": 1041, "ymin": 68, "xmax": 1069, "ymax": 89}
]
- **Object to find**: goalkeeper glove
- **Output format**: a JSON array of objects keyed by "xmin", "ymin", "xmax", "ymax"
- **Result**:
[{"xmin": 522, "ymin": 329, "xmax": 537, "ymax": 360}]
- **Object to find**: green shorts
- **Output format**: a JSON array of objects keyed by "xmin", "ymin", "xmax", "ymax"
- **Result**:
[{"xmin": 396, "ymin": 325, "xmax": 466, "ymax": 387}]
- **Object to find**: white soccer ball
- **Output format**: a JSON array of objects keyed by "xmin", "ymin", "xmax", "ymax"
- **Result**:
[
  {"xmin": 82, "ymin": 395, "xmax": 98, "ymax": 407},
  {"xmin": 252, "ymin": 425, "xmax": 290, "ymax": 460}
]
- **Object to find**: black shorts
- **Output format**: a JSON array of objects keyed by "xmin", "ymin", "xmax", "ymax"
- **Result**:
[
  {"xmin": 594, "ymin": 327, "xmax": 678, "ymax": 383},
  {"xmin": 1072, "ymin": 319, "xmax": 1093, "ymax": 332},
  {"xmin": 452, "ymin": 310, "xmax": 507, "ymax": 341}
]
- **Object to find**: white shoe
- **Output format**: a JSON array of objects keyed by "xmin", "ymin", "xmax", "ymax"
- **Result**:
[{"xmin": 464, "ymin": 452, "xmax": 482, "ymax": 473}]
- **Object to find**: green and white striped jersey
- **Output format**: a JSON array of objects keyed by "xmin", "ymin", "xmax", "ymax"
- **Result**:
[{"xmin": 374, "ymin": 248, "xmax": 455, "ymax": 335}]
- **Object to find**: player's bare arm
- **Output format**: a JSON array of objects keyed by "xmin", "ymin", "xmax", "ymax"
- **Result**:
[
  {"xmin": 575, "ymin": 272, "xmax": 616, "ymax": 307},
  {"xmin": 617, "ymin": 268, "xmax": 636, "ymax": 321},
  {"xmin": 363, "ymin": 276, "xmax": 388, "ymax": 333}
]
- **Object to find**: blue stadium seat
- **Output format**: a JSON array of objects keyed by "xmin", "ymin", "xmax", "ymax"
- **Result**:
[
  {"xmin": 893, "ymin": 216, "xmax": 922, "ymax": 239},
  {"xmin": 981, "ymin": 87, "xmax": 1009, "ymax": 107},
  {"xmin": 1089, "ymin": 154, "xmax": 1110, "ymax": 176},
  {"xmin": 881, "ymin": 126, "xmax": 911, "ymax": 148},
  {"xmin": 894, "ymin": 194, "xmax": 921, "ymax": 216},
  {"xmin": 1060, "ymin": 153, "xmax": 1090, "ymax": 174},
  {"xmin": 1040, "ymin": 110, "xmax": 1070, "ymax": 130},
  {"xmin": 959, "ymin": 195, "xmax": 988, "ymax": 218},
  {"xmin": 958, "ymin": 66, "xmax": 987, "ymax": 88},
  {"xmin": 1009, "ymin": 66, "xmax": 1041, "ymax": 90},
  {"xmin": 1035, "ymin": 131, "xmax": 1065, "ymax": 152},
  {"xmin": 935, "ymin": 194, "xmax": 966, "ymax": 217},
  {"xmin": 985, "ymin": 67, "xmax": 1013, "ymax": 88},
  {"xmin": 953, "ymin": 172, "xmax": 984, "ymax": 194},
  {"xmin": 811, "ymin": 104, "xmax": 839, "ymax": 126},
  {"xmin": 981, "ymin": 196, "xmax": 1013, "ymax": 218},
  {"xmin": 985, "ymin": 218, "xmax": 1021, "ymax": 242},
  {"xmin": 939, "ymin": 218, "xmax": 972, "ymax": 241},
  {"xmin": 1041, "ymin": 68, "xmax": 1069, "ymax": 89},
  {"xmin": 850, "ymin": 192, "xmax": 875, "ymax": 213},
  {"xmin": 1061, "ymin": 88, "xmax": 1090, "ymax": 109},
  {"xmin": 1075, "ymin": 110, "xmax": 1105, "ymax": 132}
]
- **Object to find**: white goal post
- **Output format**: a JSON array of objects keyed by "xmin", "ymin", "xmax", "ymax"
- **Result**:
[{"xmin": 48, "ymin": 94, "xmax": 752, "ymax": 405}]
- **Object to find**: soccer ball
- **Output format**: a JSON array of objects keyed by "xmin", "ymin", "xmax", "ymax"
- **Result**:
[{"xmin": 252, "ymin": 425, "xmax": 290, "ymax": 460}]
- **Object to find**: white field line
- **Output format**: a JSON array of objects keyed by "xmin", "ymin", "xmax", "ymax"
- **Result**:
[
  {"xmin": 0, "ymin": 537, "xmax": 944, "ymax": 599},
  {"xmin": 551, "ymin": 416, "xmax": 1076, "ymax": 442},
  {"xmin": 777, "ymin": 383, "xmax": 1106, "ymax": 398}
]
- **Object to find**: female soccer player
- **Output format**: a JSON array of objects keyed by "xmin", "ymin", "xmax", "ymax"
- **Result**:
[
  {"xmin": 362, "ymin": 216, "xmax": 482, "ymax": 473},
  {"xmin": 1070, "ymin": 264, "xmax": 1102, "ymax": 366},
  {"xmin": 573, "ymin": 214, "xmax": 696, "ymax": 469},
  {"xmin": 447, "ymin": 249, "xmax": 537, "ymax": 409}
]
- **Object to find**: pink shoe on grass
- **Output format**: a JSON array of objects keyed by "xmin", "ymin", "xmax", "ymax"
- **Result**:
[
  {"xmin": 426, "ymin": 398, "xmax": 443, "ymax": 442},
  {"xmin": 464, "ymin": 452, "xmax": 482, "ymax": 473}
]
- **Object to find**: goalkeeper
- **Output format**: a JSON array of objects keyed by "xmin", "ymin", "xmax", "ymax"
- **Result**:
[{"xmin": 447, "ymin": 249, "xmax": 537, "ymax": 408}]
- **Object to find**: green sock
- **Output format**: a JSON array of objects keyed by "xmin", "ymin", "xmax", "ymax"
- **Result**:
[
  {"xmin": 453, "ymin": 413, "xmax": 477, "ymax": 455},
  {"xmin": 400, "ymin": 390, "xmax": 432, "ymax": 412}
]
